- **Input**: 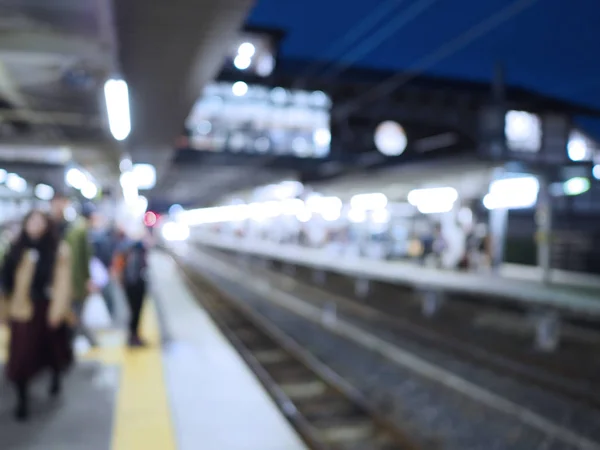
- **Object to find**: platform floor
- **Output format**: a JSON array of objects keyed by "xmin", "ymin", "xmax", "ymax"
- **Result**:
[{"xmin": 0, "ymin": 251, "xmax": 306, "ymax": 450}]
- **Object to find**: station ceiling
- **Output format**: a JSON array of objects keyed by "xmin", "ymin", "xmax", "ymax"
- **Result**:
[{"xmin": 2, "ymin": 1, "xmax": 599, "ymax": 210}]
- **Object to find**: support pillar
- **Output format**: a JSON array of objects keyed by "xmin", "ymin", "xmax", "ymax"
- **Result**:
[
  {"xmin": 536, "ymin": 177, "xmax": 553, "ymax": 285},
  {"xmin": 355, "ymin": 278, "xmax": 370, "ymax": 298},
  {"xmin": 312, "ymin": 269, "xmax": 326, "ymax": 285},
  {"xmin": 533, "ymin": 311, "xmax": 561, "ymax": 352},
  {"xmin": 283, "ymin": 263, "xmax": 296, "ymax": 276},
  {"xmin": 421, "ymin": 290, "xmax": 444, "ymax": 317}
]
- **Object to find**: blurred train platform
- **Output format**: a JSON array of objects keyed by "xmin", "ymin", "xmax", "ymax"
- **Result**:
[{"xmin": 0, "ymin": 251, "xmax": 306, "ymax": 450}]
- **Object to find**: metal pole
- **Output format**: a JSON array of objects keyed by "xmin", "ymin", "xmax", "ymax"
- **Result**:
[{"xmin": 536, "ymin": 176, "xmax": 553, "ymax": 284}]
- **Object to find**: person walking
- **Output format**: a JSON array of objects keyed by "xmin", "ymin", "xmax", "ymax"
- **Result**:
[
  {"xmin": 91, "ymin": 223, "xmax": 125, "ymax": 318},
  {"xmin": 1, "ymin": 210, "xmax": 73, "ymax": 421},
  {"xmin": 65, "ymin": 202, "xmax": 97, "ymax": 347},
  {"xmin": 50, "ymin": 192, "xmax": 70, "ymax": 239},
  {"xmin": 113, "ymin": 233, "xmax": 148, "ymax": 347}
]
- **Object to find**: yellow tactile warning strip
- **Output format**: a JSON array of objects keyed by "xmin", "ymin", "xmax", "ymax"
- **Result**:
[
  {"xmin": 110, "ymin": 301, "xmax": 177, "ymax": 450},
  {"xmin": 0, "ymin": 300, "xmax": 176, "ymax": 450}
]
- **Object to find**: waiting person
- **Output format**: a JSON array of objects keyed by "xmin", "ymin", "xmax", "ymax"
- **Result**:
[
  {"xmin": 65, "ymin": 202, "xmax": 97, "ymax": 347},
  {"xmin": 113, "ymin": 230, "xmax": 148, "ymax": 347},
  {"xmin": 1, "ymin": 211, "xmax": 73, "ymax": 421},
  {"xmin": 91, "ymin": 223, "xmax": 125, "ymax": 317}
]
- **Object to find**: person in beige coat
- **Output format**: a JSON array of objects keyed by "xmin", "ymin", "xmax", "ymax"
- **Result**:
[{"xmin": 0, "ymin": 210, "xmax": 74, "ymax": 421}]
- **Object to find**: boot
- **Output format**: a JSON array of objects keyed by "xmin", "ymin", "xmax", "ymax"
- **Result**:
[
  {"xmin": 50, "ymin": 372, "xmax": 62, "ymax": 397},
  {"xmin": 15, "ymin": 384, "xmax": 29, "ymax": 422}
]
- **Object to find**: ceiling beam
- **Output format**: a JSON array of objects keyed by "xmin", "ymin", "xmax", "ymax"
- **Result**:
[
  {"xmin": 0, "ymin": 108, "xmax": 102, "ymax": 126},
  {"xmin": 0, "ymin": 30, "xmax": 109, "ymax": 67}
]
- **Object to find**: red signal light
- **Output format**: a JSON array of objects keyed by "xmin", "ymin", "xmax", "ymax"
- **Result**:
[{"xmin": 144, "ymin": 211, "xmax": 158, "ymax": 227}]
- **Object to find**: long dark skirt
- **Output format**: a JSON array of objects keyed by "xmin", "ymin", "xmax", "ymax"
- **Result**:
[{"xmin": 6, "ymin": 301, "xmax": 73, "ymax": 384}]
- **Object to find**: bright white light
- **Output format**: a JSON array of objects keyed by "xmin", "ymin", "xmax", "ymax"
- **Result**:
[
  {"xmin": 132, "ymin": 163, "xmax": 156, "ymax": 190},
  {"xmin": 280, "ymin": 198, "xmax": 305, "ymax": 216},
  {"xmin": 564, "ymin": 177, "xmax": 590, "ymax": 196},
  {"xmin": 234, "ymin": 54, "xmax": 252, "ymax": 70},
  {"xmin": 310, "ymin": 91, "xmax": 329, "ymax": 108},
  {"xmin": 256, "ymin": 54, "xmax": 275, "ymax": 77},
  {"xmin": 567, "ymin": 131, "xmax": 589, "ymax": 161},
  {"xmin": 169, "ymin": 204, "xmax": 184, "ymax": 216},
  {"xmin": 270, "ymin": 87, "xmax": 288, "ymax": 104},
  {"xmin": 296, "ymin": 208, "xmax": 312, "ymax": 223},
  {"xmin": 372, "ymin": 209, "xmax": 391, "ymax": 224},
  {"xmin": 65, "ymin": 168, "xmax": 87, "ymax": 189},
  {"xmin": 306, "ymin": 195, "xmax": 342, "ymax": 213},
  {"xmin": 34, "ymin": 183, "xmax": 54, "ymax": 201},
  {"xmin": 238, "ymin": 42, "xmax": 256, "ymax": 58},
  {"xmin": 348, "ymin": 208, "xmax": 366, "ymax": 223},
  {"xmin": 119, "ymin": 157, "xmax": 132, "ymax": 173},
  {"xmin": 179, "ymin": 204, "xmax": 250, "ymax": 226},
  {"xmin": 162, "ymin": 221, "xmax": 190, "ymax": 242},
  {"xmin": 270, "ymin": 181, "xmax": 304, "ymax": 199},
  {"xmin": 374, "ymin": 121, "xmax": 407, "ymax": 156},
  {"xmin": 120, "ymin": 171, "xmax": 139, "ymax": 205},
  {"xmin": 104, "ymin": 78, "xmax": 131, "ymax": 141},
  {"xmin": 313, "ymin": 128, "xmax": 331, "ymax": 147},
  {"xmin": 232, "ymin": 81, "xmax": 248, "ymax": 97},
  {"xmin": 81, "ymin": 181, "xmax": 98, "ymax": 199},
  {"xmin": 250, "ymin": 201, "xmax": 281, "ymax": 222},
  {"xmin": 0, "ymin": 169, "xmax": 7, "ymax": 183},
  {"xmin": 593, "ymin": 165, "xmax": 600, "ymax": 180},
  {"xmin": 134, "ymin": 195, "xmax": 148, "ymax": 216},
  {"xmin": 417, "ymin": 202, "xmax": 455, "ymax": 214},
  {"xmin": 6, "ymin": 173, "xmax": 27, "ymax": 193},
  {"xmin": 484, "ymin": 176, "xmax": 539, "ymax": 210},
  {"xmin": 408, "ymin": 187, "xmax": 457, "ymax": 215},
  {"xmin": 504, "ymin": 110, "xmax": 541, "ymax": 152},
  {"xmin": 351, "ymin": 193, "xmax": 388, "ymax": 211},
  {"xmin": 322, "ymin": 208, "xmax": 341, "ymax": 222},
  {"xmin": 407, "ymin": 187, "xmax": 458, "ymax": 207}
]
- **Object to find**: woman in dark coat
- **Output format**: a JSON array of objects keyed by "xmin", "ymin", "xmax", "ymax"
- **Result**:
[{"xmin": 1, "ymin": 210, "xmax": 73, "ymax": 421}]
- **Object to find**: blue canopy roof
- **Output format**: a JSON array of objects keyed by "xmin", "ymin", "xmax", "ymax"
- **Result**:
[{"xmin": 248, "ymin": 0, "xmax": 599, "ymax": 111}]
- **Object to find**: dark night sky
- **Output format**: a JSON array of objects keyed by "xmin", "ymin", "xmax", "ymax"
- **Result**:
[{"xmin": 248, "ymin": 0, "xmax": 600, "ymax": 113}]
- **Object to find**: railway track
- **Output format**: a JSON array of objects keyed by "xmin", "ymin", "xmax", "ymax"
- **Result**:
[
  {"xmin": 177, "ymin": 259, "xmax": 424, "ymax": 450},
  {"xmin": 209, "ymin": 247, "xmax": 600, "ymax": 410},
  {"xmin": 176, "ymin": 245, "xmax": 600, "ymax": 449}
]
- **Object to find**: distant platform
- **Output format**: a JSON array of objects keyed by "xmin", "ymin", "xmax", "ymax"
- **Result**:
[{"xmin": 190, "ymin": 234, "xmax": 600, "ymax": 318}]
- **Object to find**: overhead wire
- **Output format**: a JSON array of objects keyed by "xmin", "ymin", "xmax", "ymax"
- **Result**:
[
  {"xmin": 297, "ymin": 0, "xmax": 410, "ymax": 83},
  {"xmin": 337, "ymin": 0, "xmax": 543, "ymax": 119},
  {"xmin": 319, "ymin": 0, "xmax": 440, "ymax": 80}
]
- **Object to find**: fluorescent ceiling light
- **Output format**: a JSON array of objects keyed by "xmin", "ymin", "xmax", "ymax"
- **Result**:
[
  {"xmin": 232, "ymin": 81, "xmax": 248, "ymax": 97},
  {"xmin": 104, "ymin": 78, "xmax": 131, "ymax": 141},
  {"xmin": 81, "ymin": 181, "xmax": 98, "ymax": 199},
  {"xmin": 65, "ymin": 167, "xmax": 87, "ymax": 189},
  {"xmin": 132, "ymin": 163, "xmax": 156, "ymax": 190},
  {"xmin": 35, "ymin": 183, "xmax": 54, "ymax": 201},
  {"xmin": 374, "ymin": 121, "xmax": 407, "ymax": 156},
  {"xmin": 238, "ymin": 42, "xmax": 256, "ymax": 58},
  {"xmin": 6, "ymin": 173, "xmax": 27, "ymax": 193},
  {"xmin": 351, "ymin": 193, "xmax": 387, "ymax": 210},
  {"xmin": 234, "ymin": 54, "xmax": 252, "ymax": 70}
]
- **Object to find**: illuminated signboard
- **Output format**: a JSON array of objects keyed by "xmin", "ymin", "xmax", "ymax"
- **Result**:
[{"xmin": 186, "ymin": 82, "xmax": 332, "ymax": 158}]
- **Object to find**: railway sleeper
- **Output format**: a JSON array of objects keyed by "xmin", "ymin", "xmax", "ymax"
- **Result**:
[
  {"xmin": 253, "ymin": 349, "xmax": 291, "ymax": 364},
  {"xmin": 281, "ymin": 379, "xmax": 328, "ymax": 399},
  {"xmin": 311, "ymin": 416, "xmax": 376, "ymax": 444}
]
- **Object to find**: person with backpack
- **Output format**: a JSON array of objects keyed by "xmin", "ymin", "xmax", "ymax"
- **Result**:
[{"xmin": 113, "ymin": 232, "xmax": 148, "ymax": 347}]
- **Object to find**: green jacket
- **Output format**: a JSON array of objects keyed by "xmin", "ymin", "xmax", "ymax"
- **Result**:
[{"xmin": 65, "ymin": 219, "xmax": 92, "ymax": 302}]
